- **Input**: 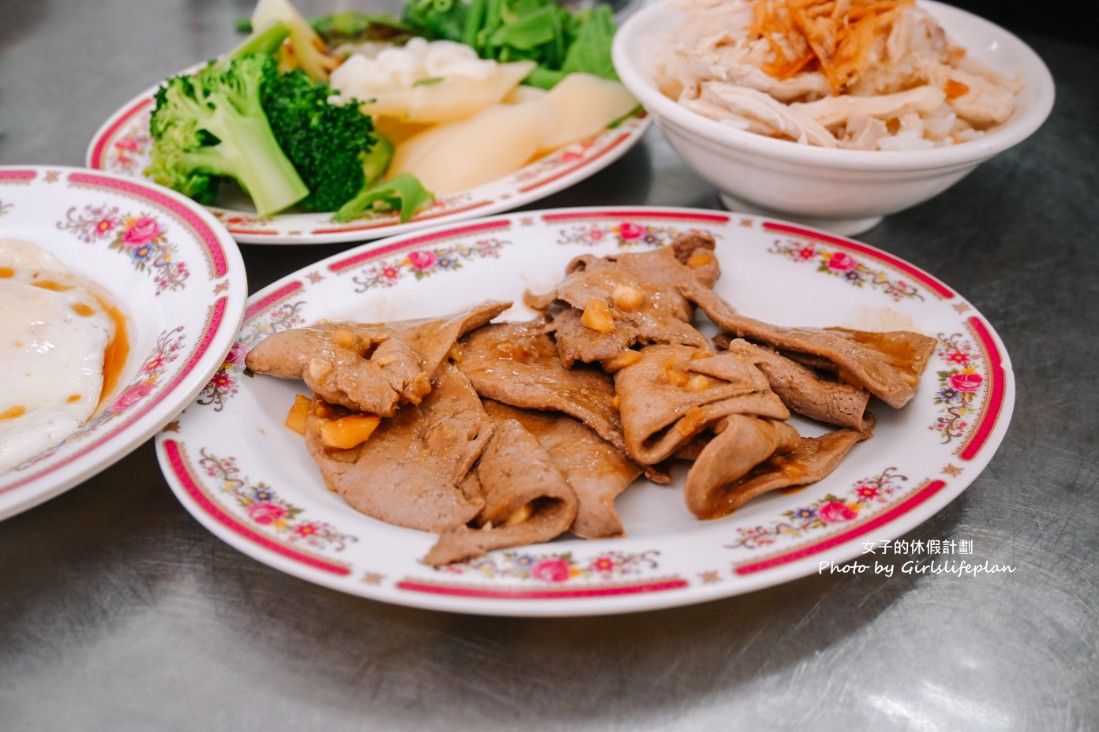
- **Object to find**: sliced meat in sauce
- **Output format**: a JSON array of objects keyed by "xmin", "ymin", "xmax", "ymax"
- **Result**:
[
  {"xmin": 246, "ymin": 323, "xmax": 425, "ymax": 417},
  {"xmin": 693, "ymin": 292, "xmax": 936, "ymax": 409},
  {"xmin": 482, "ymin": 400, "xmax": 642, "ymax": 540},
  {"xmin": 455, "ymin": 319, "xmax": 627, "ymax": 455},
  {"xmin": 613, "ymin": 344, "xmax": 789, "ymax": 465},
  {"xmin": 245, "ymin": 300, "xmax": 511, "ymax": 417},
  {"xmin": 684, "ymin": 414, "xmax": 873, "ymax": 520},
  {"xmin": 252, "ymin": 231, "xmax": 937, "ymax": 564},
  {"xmin": 717, "ymin": 337, "xmax": 872, "ymax": 430},
  {"xmin": 424, "ymin": 418, "xmax": 579, "ymax": 566},
  {"xmin": 303, "ymin": 363, "xmax": 493, "ymax": 533},
  {"xmin": 526, "ymin": 233, "xmax": 720, "ymax": 366}
]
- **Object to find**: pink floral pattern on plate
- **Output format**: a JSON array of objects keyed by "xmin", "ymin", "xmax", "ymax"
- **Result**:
[
  {"xmin": 930, "ymin": 331, "xmax": 986, "ymax": 444},
  {"xmin": 768, "ymin": 237, "xmax": 923, "ymax": 301},
  {"xmin": 195, "ymin": 341, "xmax": 251, "ymax": 411},
  {"xmin": 199, "ymin": 449, "xmax": 357, "ymax": 551},
  {"xmin": 556, "ymin": 221, "xmax": 713, "ymax": 249},
  {"xmin": 104, "ymin": 326, "xmax": 188, "ymax": 417},
  {"xmin": 57, "ymin": 204, "xmax": 189, "ymax": 294},
  {"xmin": 210, "ymin": 210, "xmax": 273, "ymax": 228},
  {"xmin": 438, "ymin": 548, "xmax": 661, "ymax": 582},
  {"xmin": 726, "ymin": 467, "xmax": 909, "ymax": 551},
  {"xmin": 197, "ymin": 300, "xmax": 308, "ymax": 411},
  {"xmin": 104, "ymin": 110, "xmax": 152, "ymax": 177},
  {"xmin": 351, "ymin": 237, "xmax": 509, "ymax": 292},
  {"xmin": 513, "ymin": 137, "xmax": 600, "ymax": 182}
]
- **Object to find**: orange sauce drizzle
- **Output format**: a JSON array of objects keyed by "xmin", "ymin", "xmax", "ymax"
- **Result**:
[
  {"xmin": 32, "ymin": 280, "xmax": 73, "ymax": 292},
  {"xmin": 97, "ymin": 298, "xmax": 130, "ymax": 412}
]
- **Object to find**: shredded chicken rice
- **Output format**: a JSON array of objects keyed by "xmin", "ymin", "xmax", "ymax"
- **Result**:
[{"xmin": 656, "ymin": 0, "xmax": 1024, "ymax": 150}]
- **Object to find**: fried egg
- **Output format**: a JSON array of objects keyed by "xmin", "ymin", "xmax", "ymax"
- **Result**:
[{"xmin": 0, "ymin": 238, "xmax": 125, "ymax": 474}]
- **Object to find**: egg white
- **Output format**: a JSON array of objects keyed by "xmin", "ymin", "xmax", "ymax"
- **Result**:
[{"xmin": 0, "ymin": 239, "xmax": 117, "ymax": 474}]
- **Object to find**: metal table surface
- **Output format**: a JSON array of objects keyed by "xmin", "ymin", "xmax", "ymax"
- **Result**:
[{"xmin": 1, "ymin": 2, "xmax": 1096, "ymax": 730}]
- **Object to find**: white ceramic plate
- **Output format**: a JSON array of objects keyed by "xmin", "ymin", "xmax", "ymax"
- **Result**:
[
  {"xmin": 155, "ymin": 206, "xmax": 1013, "ymax": 616},
  {"xmin": 86, "ymin": 74, "xmax": 650, "ymax": 245},
  {"xmin": 0, "ymin": 166, "xmax": 247, "ymax": 520}
]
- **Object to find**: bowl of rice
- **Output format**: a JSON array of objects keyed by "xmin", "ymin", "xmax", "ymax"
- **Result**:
[{"xmin": 613, "ymin": 0, "xmax": 1055, "ymax": 235}]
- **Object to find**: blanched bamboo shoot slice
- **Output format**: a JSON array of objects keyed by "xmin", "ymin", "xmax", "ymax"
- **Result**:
[
  {"xmin": 362, "ymin": 61, "xmax": 535, "ymax": 125},
  {"xmin": 537, "ymin": 73, "xmax": 638, "ymax": 153},
  {"xmin": 387, "ymin": 100, "xmax": 557, "ymax": 196}
]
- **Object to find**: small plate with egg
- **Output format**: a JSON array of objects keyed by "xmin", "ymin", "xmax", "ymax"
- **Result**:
[{"xmin": 0, "ymin": 166, "xmax": 247, "ymax": 520}]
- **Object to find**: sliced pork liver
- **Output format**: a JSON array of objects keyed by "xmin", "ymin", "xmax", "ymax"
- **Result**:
[
  {"xmin": 613, "ymin": 344, "xmax": 789, "ymax": 465},
  {"xmin": 245, "ymin": 300, "xmax": 511, "ymax": 416},
  {"xmin": 718, "ymin": 337, "xmax": 872, "ymax": 430},
  {"xmin": 482, "ymin": 400, "xmax": 642, "ymax": 539},
  {"xmin": 423, "ymin": 418, "xmax": 579, "ymax": 566},
  {"xmin": 455, "ymin": 319, "xmax": 627, "ymax": 455},
  {"xmin": 303, "ymin": 363, "xmax": 493, "ymax": 533},
  {"xmin": 684, "ymin": 414, "xmax": 872, "ymax": 520},
  {"xmin": 526, "ymin": 233, "xmax": 720, "ymax": 366},
  {"xmin": 694, "ymin": 295, "xmax": 936, "ymax": 409},
  {"xmin": 246, "ymin": 323, "xmax": 426, "ymax": 417}
]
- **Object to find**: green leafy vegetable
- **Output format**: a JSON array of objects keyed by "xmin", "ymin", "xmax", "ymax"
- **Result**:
[
  {"xmin": 404, "ymin": 0, "xmax": 468, "ymax": 42},
  {"xmin": 560, "ymin": 4, "xmax": 616, "ymax": 78},
  {"xmin": 333, "ymin": 172, "xmax": 434, "ymax": 223},
  {"xmin": 402, "ymin": 0, "xmax": 618, "ymax": 89},
  {"xmin": 310, "ymin": 11, "xmax": 419, "ymax": 46},
  {"xmin": 236, "ymin": 1, "xmax": 620, "ymax": 91}
]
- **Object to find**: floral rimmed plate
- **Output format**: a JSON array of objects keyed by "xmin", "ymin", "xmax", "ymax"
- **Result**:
[
  {"xmin": 86, "ymin": 76, "xmax": 650, "ymax": 245},
  {"xmin": 0, "ymin": 166, "xmax": 247, "ymax": 520},
  {"xmin": 154, "ymin": 206, "xmax": 1013, "ymax": 616}
]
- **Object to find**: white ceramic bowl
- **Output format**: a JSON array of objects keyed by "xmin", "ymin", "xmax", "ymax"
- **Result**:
[{"xmin": 613, "ymin": 0, "xmax": 1055, "ymax": 235}]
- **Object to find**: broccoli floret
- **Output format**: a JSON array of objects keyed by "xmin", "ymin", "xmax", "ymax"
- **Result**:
[
  {"xmin": 261, "ymin": 68, "xmax": 379, "ymax": 212},
  {"xmin": 359, "ymin": 133, "xmax": 394, "ymax": 186},
  {"xmin": 261, "ymin": 69, "xmax": 432, "ymax": 220},
  {"xmin": 146, "ymin": 54, "xmax": 309, "ymax": 217}
]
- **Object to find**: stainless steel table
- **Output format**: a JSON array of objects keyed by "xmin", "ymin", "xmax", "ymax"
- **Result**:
[{"xmin": 2, "ymin": 2, "xmax": 1096, "ymax": 729}]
